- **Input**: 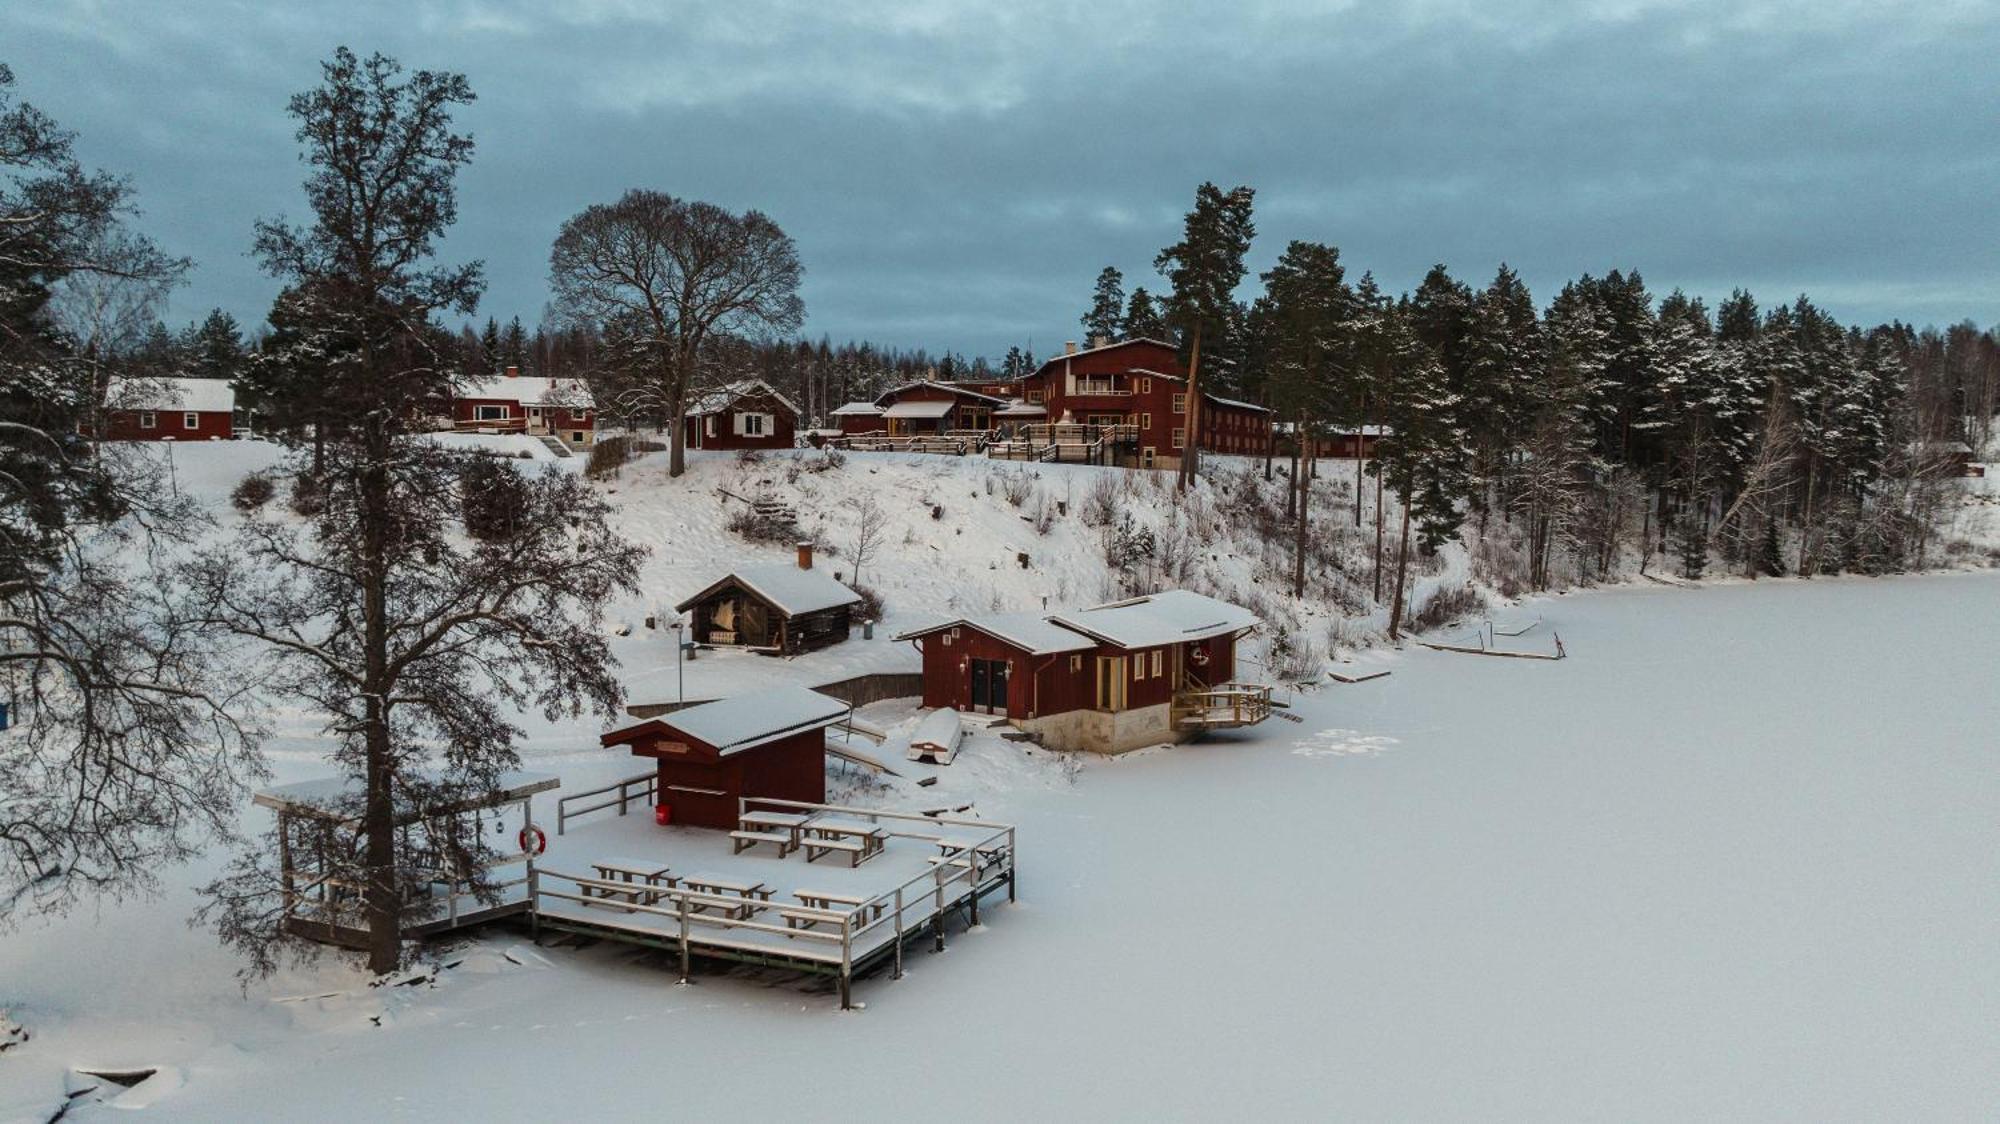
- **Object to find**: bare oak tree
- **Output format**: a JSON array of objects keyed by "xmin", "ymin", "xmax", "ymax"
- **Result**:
[{"xmin": 549, "ymin": 191, "xmax": 803, "ymax": 478}]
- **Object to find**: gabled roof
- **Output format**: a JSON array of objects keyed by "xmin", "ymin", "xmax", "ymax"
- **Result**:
[
  {"xmin": 1050, "ymin": 590, "xmax": 1260, "ymax": 649},
  {"xmin": 674, "ymin": 562, "xmax": 862, "ymax": 616},
  {"xmin": 873, "ymin": 380, "xmax": 1008, "ymax": 407},
  {"xmin": 882, "ymin": 399, "xmax": 957, "ymax": 419},
  {"xmin": 1205, "ymin": 394, "xmax": 1273, "ymax": 414},
  {"xmin": 688, "ymin": 379, "xmax": 801, "ymax": 419},
  {"xmin": 457, "ymin": 374, "xmax": 594, "ymax": 408},
  {"xmin": 603, "ymin": 687, "xmax": 848, "ymax": 756},
  {"xmin": 829, "ymin": 401, "xmax": 883, "ymax": 417},
  {"xmin": 896, "ymin": 612, "xmax": 1098, "ymax": 656},
  {"xmin": 1030, "ymin": 337, "xmax": 1180, "ymax": 376},
  {"xmin": 106, "ymin": 376, "xmax": 235, "ymax": 413}
]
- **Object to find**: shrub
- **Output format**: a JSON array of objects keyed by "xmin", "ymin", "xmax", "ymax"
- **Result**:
[
  {"xmin": 587, "ymin": 435, "xmax": 632, "ymax": 479},
  {"xmin": 1407, "ymin": 583, "xmax": 1487, "ymax": 634},
  {"xmin": 849, "ymin": 582, "xmax": 887, "ymax": 623},
  {"xmin": 726, "ymin": 507, "xmax": 796, "ymax": 544},
  {"xmin": 288, "ymin": 472, "xmax": 324, "ymax": 516},
  {"xmin": 231, "ymin": 473, "xmax": 275, "ymax": 513},
  {"xmin": 461, "ymin": 455, "xmax": 530, "ymax": 542}
]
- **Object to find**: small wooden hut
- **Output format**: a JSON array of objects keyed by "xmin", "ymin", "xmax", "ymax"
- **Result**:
[
  {"xmin": 674, "ymin": 548, "xmax": 862, "ymax": 654},
  {"xmin": 599, "ymin": 687, "xmax": 850, "ymax": 829}
]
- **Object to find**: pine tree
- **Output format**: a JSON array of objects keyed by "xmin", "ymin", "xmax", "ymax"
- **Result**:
[
  {"xmin": 188, "ymin": 308, "xmax": 247, "ymax": 382},
  {"xmin": 479, "ymin": 316, "xmax": 500, "ymax": 371},
  {"xmin": 500, "ymin": 315, "xmax": 528, "ymax": 371},
  {"xmin": 1123, "ymin": 287, "xmax": 1168, "ymax": 339},
  {"xmin": 1258, "ymin": 240, "xmax": 1355, "ymax": 596},
  {"xmin": 1156, "ymin": 182, "xmax": 1255, "ymax": 490},
  {"xmin": 1081, "ymin": 266, "xmax": 1124, "ymax": 344}
]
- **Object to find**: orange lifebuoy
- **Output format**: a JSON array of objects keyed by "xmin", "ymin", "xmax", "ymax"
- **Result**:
[{"xmin": 518, "ymin": 825, "xmax": 547, "ymax": 855}]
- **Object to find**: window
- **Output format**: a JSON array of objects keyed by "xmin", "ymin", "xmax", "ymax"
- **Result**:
[
  {"xmin": 1069, "ymin": 654, "xmax": 1082, "ymax": 672},
  {"xmin": 736, "ymin": 412, "xmax": 770, "ymax": 436},
  {"xmin": 1141, "ymin": 447, "xmax": 1156, "ymax": 468},
  {"xmin": 1140, "ymin": 377, "xmax": 1152, "ymax": 394},
  {"xmin": 1134, "ymin": 654, "xmax": 1148, "ymax": 681},
  {"xmin": 139, "ymin": 411, "xmax": 156, "ymax": 430},
  {"xmin": 183, "ymin": 412, "xmax": 200, "ymax": 429},
  {"xmin": 1027, "ymin": 388, "xmax": 1043, "ymax": 404},
  {"xmin": 704, "ymin": 416, "xmax": 717, "ymax": 437},
  {"xmin": 475, "ymin": 404, "xmax": 509, "ymax": 421},
  {"xmin": 1151, "ymin": 649, "xmax": 1163, "ymax": 677},
  {"xmin": 1172, "ymin": 428, "xmax": 1186, "ymax": 450},
  {"xmin": 1172, "ymin": 393, "xmax": 1187, "ymax": 414},
  {"xmin": 1140, "ymin": 413, "xmax": 1152, "ymax": 430}
]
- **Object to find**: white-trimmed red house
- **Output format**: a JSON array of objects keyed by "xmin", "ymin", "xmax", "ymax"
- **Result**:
[
  {"xmin": 101, "ymin": 376, "xmax": 236, "ymax": 441},
  {"xmin": 1021, "ymin": 337, "xmax": 1273, "ymax": 469},
  {"xmin": 896, "ymin": 590, "xmax": 1269, "ymax": 754},
  {"xmin": 453, "ymin": 366, "xmax": 595, "ymax": 447},
  {"xmin": 682, "ymin": 380, "xmax": 799, "ymax": 451},
  {"xmin": 828, "ymin": 401, "xmax": 886, "ymax": 436},
  {"xmin": 598, "ymin": 686, "xmax": 849, "ymax": 830}
]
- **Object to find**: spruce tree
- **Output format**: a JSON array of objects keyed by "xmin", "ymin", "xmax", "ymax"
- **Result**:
[
  {"xmin": 1123, "ymin": 287, "xmax": 1168, "ymax": 339},
  {"xmin": 1081, "ymin": 266, "xmax": 1125, "ymax": 343},
  {"xmin": 1155, "ymin": 182, "xmax": 1255, "ymax": 490}
]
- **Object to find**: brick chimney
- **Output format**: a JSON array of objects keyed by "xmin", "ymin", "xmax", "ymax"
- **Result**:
[
  {"xmin": 796, "ymin": 542, "xmax": 813, "ymax": 570},
  {"xmin": 504, "ymin": 365, "xmax": 520, "ymax": 379},
  {"xmin": 1090, "ymin": 334, "xmax": 1111, "ymax": 349}
]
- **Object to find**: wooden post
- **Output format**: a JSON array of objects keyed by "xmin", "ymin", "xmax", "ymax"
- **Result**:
[
  {"xmin": 893, "ymin": 887, "xmax": 905, "ymax": 979},
  {"xmin": 933, "ymin": 871, "xmax": 946, "ymax": 952},
  {"xmin": 678, "ymin": 893, "xmax": 692, "ymax": 985},
  {"xmin": 1007, "ymin": 828, "xmax": 1017, "ymax": 903},
  {"xmin": 839, "ymin": 921, "xmax": 854, "ymax": 1010},
  {"xmin": 277, "ymin": 810, "xmax": 294, "ymax": 922}
]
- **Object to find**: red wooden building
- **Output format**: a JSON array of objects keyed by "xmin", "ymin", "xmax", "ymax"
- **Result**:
[
  {"xmin": 897, "ymin": 590, "xmax": 1268, "ymax": 754},
  {"xmin": 453, "ymin": 367, "xmax": 595, "ymax": 448},
  {"xmin": 598, "ymin": 686, "xmax": 850, "ymax": 830},
  {"xmin": 827, "ymin": 401, "xmax": 885, "ymax": 436},
  {"xmin": 1276, "ymin": 423, "xmax": 1390, "ymax": 459},
  {"xmin": 1020, "ymin": 338, "xmax": 1273, "ymax": 469},
  {"xmin": 100, "ymin": 376, "xmax": 236, "ymax": 441},
  {"xmin": 868, "ymin": 381, "xmax": 1010, "ymax": 436},
  {"xmin": 683, "ymin": 380, "xmax": 800, "ymax": 451}
]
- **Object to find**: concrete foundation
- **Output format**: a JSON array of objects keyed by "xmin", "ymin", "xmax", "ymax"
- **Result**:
[{"xmin": 1019, "ymin": 702, "xmax": 1182, "ymax": 755}]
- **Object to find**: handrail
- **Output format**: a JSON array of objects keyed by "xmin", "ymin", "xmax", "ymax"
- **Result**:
[{"xmin": 557, "ymin": 770, "xmax": 656, "ymax": 835}]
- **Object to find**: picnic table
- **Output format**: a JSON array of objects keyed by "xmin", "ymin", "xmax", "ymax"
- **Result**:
[
  {"xmin": 801, "ymin": 816, "xmax": 887, "ymax": 867},
  {"xmin": 681, "ymin": 872, "xmax": 774, "ymax": 920},
  {"xmin": 781, "ymin": 889, "xmax": 888, "ymax": 930},
  {"xmin": 582, "ymin": 858, "xmax": 676, "ymax": 906},
  {"xmin": 730, "ymin": 809, "xmax": 810, "ymax": 856}
]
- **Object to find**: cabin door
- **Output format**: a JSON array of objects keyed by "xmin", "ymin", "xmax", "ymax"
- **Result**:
[{"xmin": 969, "ymin": 658, "xmax": 1009, "ymax": 714}]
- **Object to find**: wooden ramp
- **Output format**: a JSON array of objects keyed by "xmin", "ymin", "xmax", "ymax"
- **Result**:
[{"xmin": 1328, "ymin": 667, "xmax": 1391, "ymax": 684}]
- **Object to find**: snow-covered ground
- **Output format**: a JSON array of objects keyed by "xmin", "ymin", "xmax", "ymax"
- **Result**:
[{"xmin": 3, "ymin": 443, "xmax": 1997, "ymax": 1120}]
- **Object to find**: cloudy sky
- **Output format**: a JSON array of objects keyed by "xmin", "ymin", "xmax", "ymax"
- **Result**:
[{"xmin": 9, "ymin": 1, "xmax": 1998, "ymax": 356}]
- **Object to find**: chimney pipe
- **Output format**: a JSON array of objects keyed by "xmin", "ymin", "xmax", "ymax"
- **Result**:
[
  {"xmin": 1063, "ymin": 340, "xmax": 1078, "ymax": 356},
  {"xmin": 796, "ymin": 541, "xmax": 813, "ymax": 570},
  {"xmin": 504, "ymin": 365, "xmax": 520, "ymax": 379},
  {"xmin": 1090, "ymin": 334, "xmax": 1110, "ymax": 350}
]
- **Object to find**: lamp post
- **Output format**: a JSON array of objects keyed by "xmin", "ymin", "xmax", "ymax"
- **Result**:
[
  {"xmin": 160, "ymin": 435, "xmax": 178, "ymax": 497},
  {"xmin": 670, "ymin": 620, "xmax": 685, "ymax": 705}
]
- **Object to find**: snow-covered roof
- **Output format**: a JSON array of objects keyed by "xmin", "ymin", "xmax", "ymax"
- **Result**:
[
  {"xmin": 882, "ymin": 399, "xmax": 957, "ymax": 419},
  {"xmin": 456, "ymin": 374, "xmax": 594, "ymax": 408},
  {"xmin": 688, "ymin": 379, "xmax": 801, "ymax": 418},
  {"xmin": 674, "ymin": 562, "xmax": 862, "ymax": 617},
  {"xmin": 1204, "ymin": 394, "xmax": 1272, "ymax": 414},
  {"xmin": 106, "ymin": 376, "xmax": 235, "ymax": 413},
  {"xmin": 896, "ymin": 612, "xmax": 1098, "ymax": 656},
  {"xmin": 1032, "ymin": 338, "xmax": 1179, "ymax": 375},
  {"xmin": 994, "ymin": 402, "xmax": 1047, "ymax": 418},
  {"xmin": 615, "ymin": 686, "xmax": 850, "ymax": 755},
  {"xmin": 829, "ymin": 401, "xmax": 883, "ymax": 417},
  {"xmin": 1050, "ymin": 590, "xmax": 1260, "ymax": 649},
  {"xmin": 874, "ymin": 380, "xmax": 1007, "ymax": 407},
  {"xmin": 253, "ymin": 770, "xmax": 559, "ymax": 819}
]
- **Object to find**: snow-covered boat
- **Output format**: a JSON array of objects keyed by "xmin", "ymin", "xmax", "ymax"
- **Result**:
[{"xmin": 907, "ymin": 707, "xmax": 964, "ymax": 765}]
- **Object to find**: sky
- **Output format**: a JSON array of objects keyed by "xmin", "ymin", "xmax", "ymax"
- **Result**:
[{"xmin": 8, "ymin": 0, "xmax": 1999, "ymax": 358}]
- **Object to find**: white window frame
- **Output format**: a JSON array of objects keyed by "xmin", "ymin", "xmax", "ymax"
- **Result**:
[
  {"xmin": 139, "ymin": 411, "xmax": 156, "ymax": 430},
  {"xmin": 1172, "ymin": 393, "xmax": 1187, "ymax": 414},
  {"xmin": 183, "ymin": 412, "xmax": 200, "ymax": 430},
  {"xmin": 1172, "ymin": 428, "xmax": 1186, "ymax": 450},
  {"xmin": 1140, "ymin": 377, "xmax": 1152, "ymax": 394},
  {"xmin": 1151, "ymin": 649, "xmax": 1163, "ymax": 677},
  {"xmin": 1027, "ymin": 388, "xmax": 1043, "ymax": 404},
  {"xmin": 736, "ymin": 412, "xmax": 772, "ymax": 437},
  {"xmin": 474, "ymin": 404, "xmax": 509, "ymax": 421}
]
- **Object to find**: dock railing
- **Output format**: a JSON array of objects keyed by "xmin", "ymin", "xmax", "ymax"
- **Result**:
[
  {"xmin": 1172, "ymin": 682, "xmax": 1275, "ymax": 728},
  {"xmin": 532, "ymin": 796, "xmax": 1016, "ymax": 1008},
  {"xmin": 556, "ymin": 770, "xmax": 657, "ymax": 835}
]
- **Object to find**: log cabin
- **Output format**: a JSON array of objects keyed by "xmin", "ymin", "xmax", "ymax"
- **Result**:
[
  {"xmin": 598, "ymin": 687, "xmax": 849, "ymax": 830},
  {"xmin": 675, "ymin": 546, "xmax": 862, "ymax": 654},
  {"xmin": 897, "ymin": 590, "xmax": 1270, "ymax": 754}
]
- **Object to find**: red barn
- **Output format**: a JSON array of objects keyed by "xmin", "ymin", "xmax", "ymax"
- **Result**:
[
  {"xmin": 453, "ymin": 367, "xmax": 595, "ymax": 448},
  {"xmin": 598, "ymin": 687, "xmax": 849, "ymax": 830},
  {"xmin": 683, "ymin": 380, "xmax": 800, "ymax": 451},
  {"xmin": 897, "ymin": 590, "xmax": 1268, "ymax": 754},
  {"xmin": 101, "ymin": 377, "xmax": 236, "ymax": 441}
]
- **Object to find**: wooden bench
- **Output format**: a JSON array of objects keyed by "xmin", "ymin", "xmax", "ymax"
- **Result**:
[
  {"xmin": 573, "ymin": 874, "xmax": 664, "ymax": 910},
  {"xmin": 782, "ymin": 890, "xmax": 886, "ymax": 931},
  {"xmin": 803, "ymin": 837, "xmax": 866, "ymax": 865},
  {"xmin": 729, "ymin": 829, "xmax": 796, "ymax": 856},
  {"xmin": 681, "ymin": 873, "xmax": 773, "ymax": 920}
]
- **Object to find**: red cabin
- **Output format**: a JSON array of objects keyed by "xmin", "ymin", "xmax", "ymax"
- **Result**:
[
  {"xmin": 598, "ymin": 687, "xmax": 850, "ymax": 830},
  {"xmin": 101, "ymin": 376, "xmax": 236, "ymax": 441},
  {"xmin": 897, "ymin": 590, "xmax": 1268, "ymax": 754},
  {"xmin": 683, "ymin": 380, "xmax": 800, "ymax": 451}
]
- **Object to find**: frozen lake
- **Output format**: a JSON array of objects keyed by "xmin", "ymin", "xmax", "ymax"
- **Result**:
[{"xmin": 4, "ymin": 572, "xmax": 1996, "ymax": 1120}]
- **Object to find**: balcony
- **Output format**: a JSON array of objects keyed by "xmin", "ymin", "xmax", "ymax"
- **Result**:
[{"xmin": 1172, "ymin": 683, "xmax": 1273, "ymax": 730}]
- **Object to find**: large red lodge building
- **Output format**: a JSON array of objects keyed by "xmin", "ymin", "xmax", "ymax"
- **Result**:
[{"xmin": 833, "ymin": 338, "xmax": 1274, "ymax": 470}]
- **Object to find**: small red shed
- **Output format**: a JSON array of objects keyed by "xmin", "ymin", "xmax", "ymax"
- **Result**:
[{"xmin": 599, "ymin": 687, "xmax": 849, "ymax": 830}]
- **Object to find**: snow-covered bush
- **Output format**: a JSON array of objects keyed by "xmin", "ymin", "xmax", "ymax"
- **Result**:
[{"xmin": 230, "ymin": 473, "xmax": 275, "ymax": 513}]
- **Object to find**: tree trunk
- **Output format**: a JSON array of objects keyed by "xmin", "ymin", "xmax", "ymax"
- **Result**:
[
  {"xmin": 1178, "ymin": 325, "xmax": 1203, "ymax": 492},
  {"xmin": 666, "ymin": 349, "xmax": 690, "ymax": 478},
  {"xmin": 1372, "ymin": 468, "xmax": 1386, "ymax": 602},
  {"xmin": 1293, "ymin": 406, "xmax": 1310, "ymax": 597},
  {"xmin": 359, "ymin": 422, "xmax": 401, "ymax": 976},
  {"xmin": 1387, "ymin": 488, "xmax": 1414, "ymax": 640},
  {"xmin": 1285, "ymin": 435, "xmax": 1299, "ymax": 521},
  {"xmin": 1353, "ymin": 441, "xmax": 1365, "ymax": 528},
  {"xmin": 1796, "ymin": 451, "xmax": 1819, "ymax": 577}
]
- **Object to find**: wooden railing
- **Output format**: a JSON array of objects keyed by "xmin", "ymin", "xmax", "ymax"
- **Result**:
[
  {"xmin": 1172, "ymin": 683, "xmax": 1274, "ymax": 728},
  {"xmin": 454, "ymin": 416, "xmax": 529, "ymax": 433},
  {"xmin": 555, "ymin": 770, "xmax": 657, "ymax": 835}
]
